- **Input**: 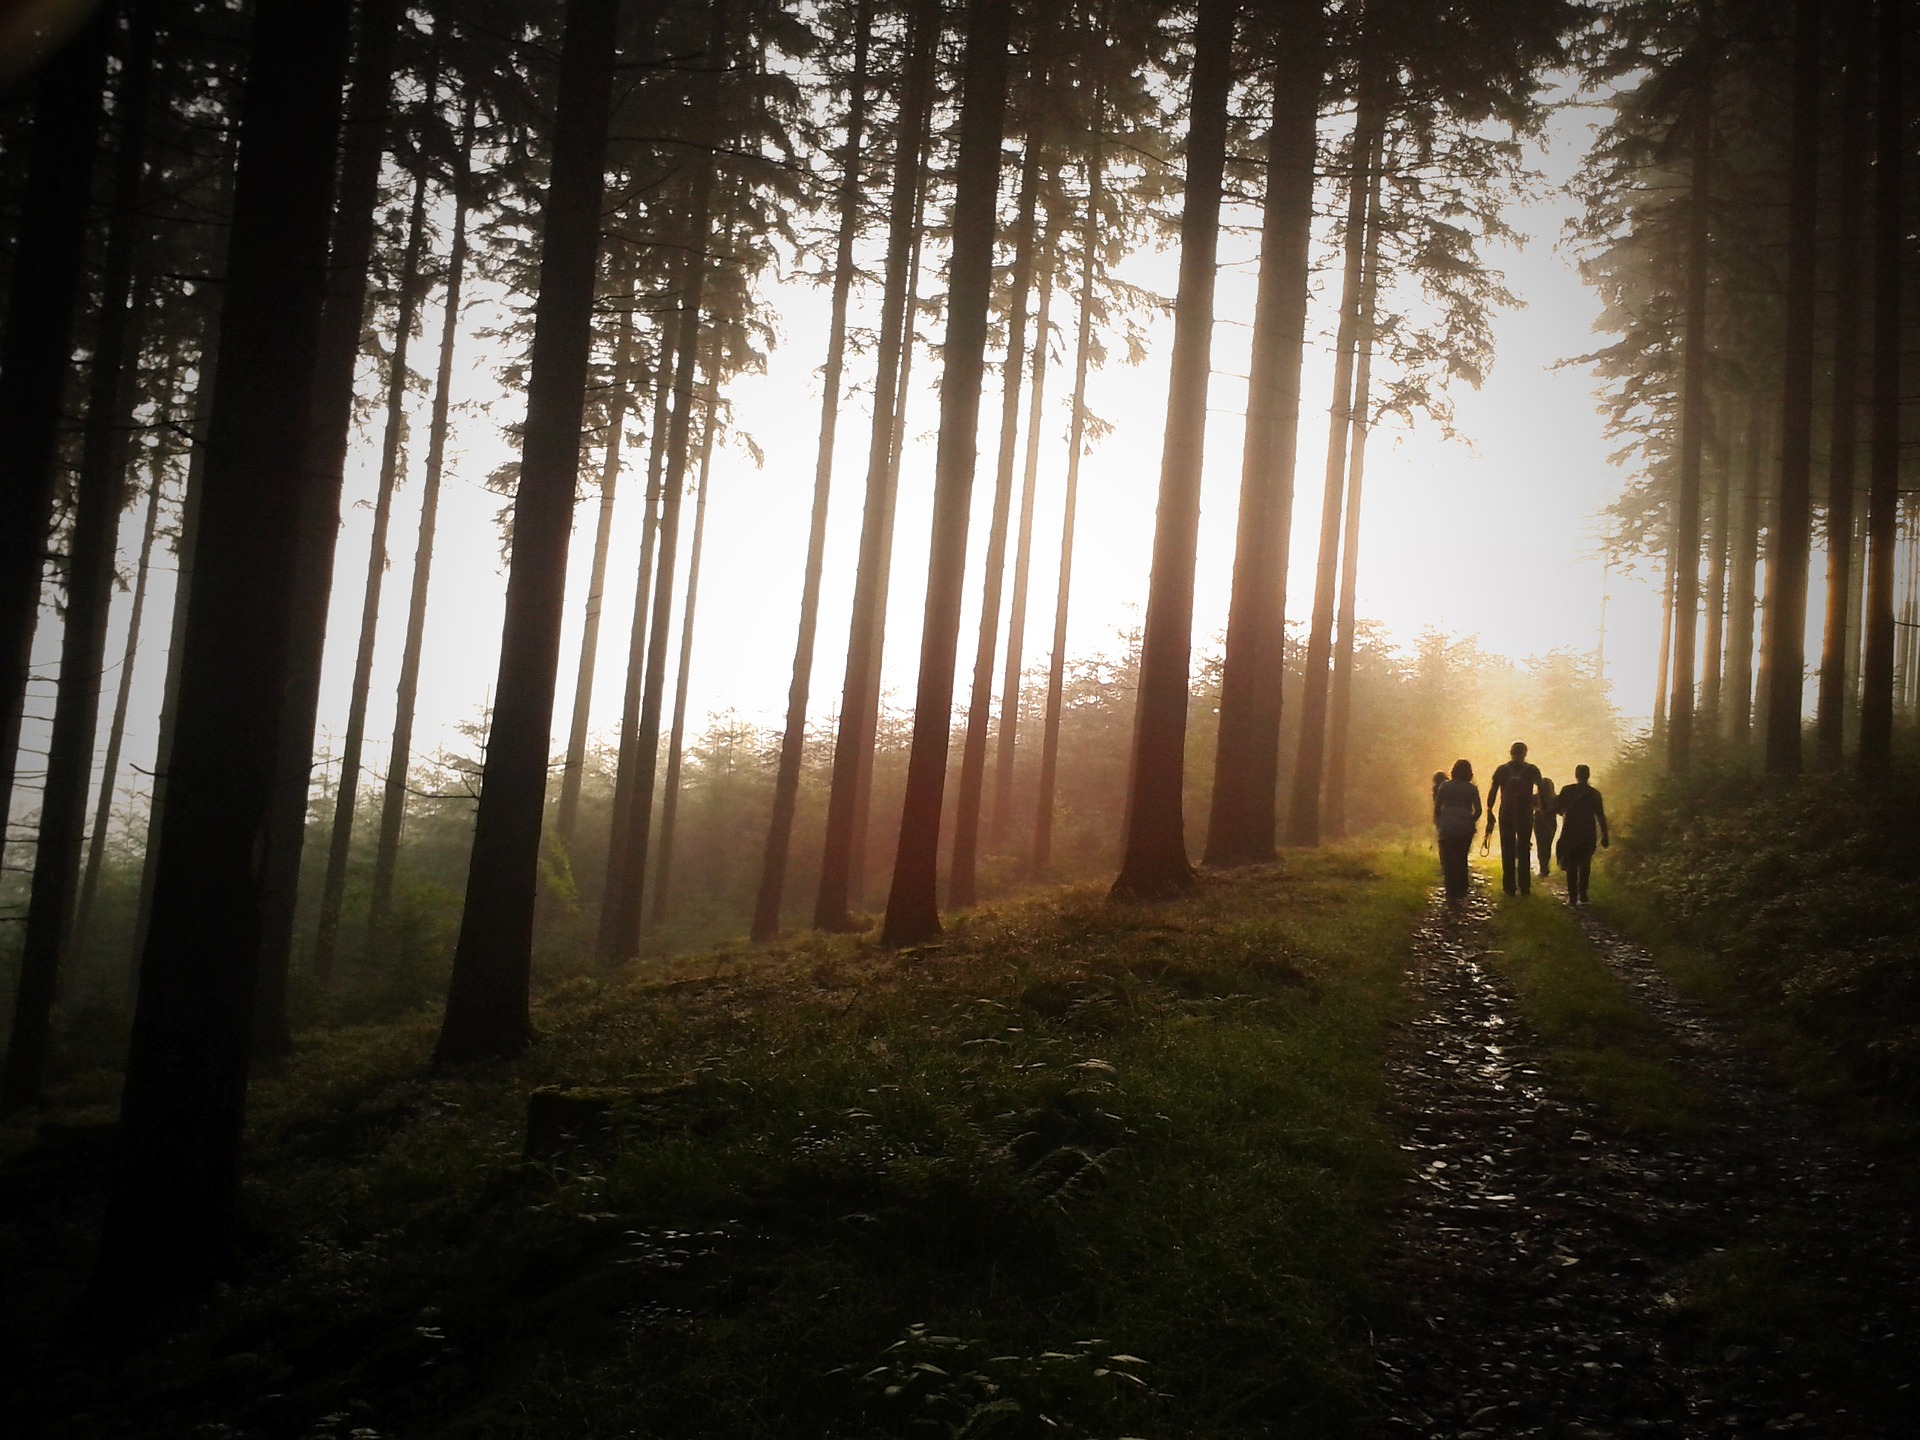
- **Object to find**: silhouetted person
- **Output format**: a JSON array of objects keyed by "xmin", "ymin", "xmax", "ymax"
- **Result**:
[
  {"xmin": 1485, "ymin": 740, "xmax": 1542, "ymax": 896},
  {"xmin": 1433, "ymin": 758, "xmax": 1481, "ymax": 900},
  {"xmin": 1554, "ymin": 763, "xmax": 1609, "ymax": 904},
  {"xmin": 1534, "ymin": 775, "xmax": 1558, "ymax": 877}
]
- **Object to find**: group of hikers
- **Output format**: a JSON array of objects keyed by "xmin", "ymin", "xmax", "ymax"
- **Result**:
[{"xmin": 1430, "ymin": 742, "xmax": 1610, "ymax": 903}]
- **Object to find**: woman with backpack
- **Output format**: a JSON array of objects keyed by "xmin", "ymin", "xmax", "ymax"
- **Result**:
[{"xmin": 1432, "ymin": 759, "xmax": 1482, "ymax": 900}]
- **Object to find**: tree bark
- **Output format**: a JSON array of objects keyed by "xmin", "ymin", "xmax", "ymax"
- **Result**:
[
  {"xmin": 751, "ymin": 2, "xmax": 871, "ymax": 941},
  {"xmin": 878, "ymin": 0, "xmax": 1017, "ymax": 944},
  {"xmin": 597, "ymin": 337, "xmax": 673, "ymax": 935},
  {"xmin": 250, "ymin": 0, "xmax": 405, "ymax": 1056},
  {"xmin": 1032, "ymin": 108, "xmax": 1103, "ymax": 878},
  {"xmin": 1666, "ymin": 2, "xmax": 1713, "ymax": 773},
  {"xmin": 1857, "ymin": 0, "xmax": 1903, "ymax": 775},
  {"xmin": 949, "ymin": 130, "xmax": 1046, "ymax": 912},
  {"xmin": 1725, "ymin": 403, "xmax": 1763, "ymax": 743},
  {"xmin": 89, "ymin": 0, "xmax": 352, "ymax": 1311},
  {"xmin": 310, "ymin": 154, "xmax": 435, "ymax": 989},
  {"xmin": 72, "ymin": 431, "xmax": 170, "ymax": 970},
  {"xmin": 846, "ymin": 159, "xmax": 933, "ymax": 908},
  {"xmin": 594, "ymin": 0, "xmax": 728, "ymax": 967},
  {"xmin": 1653, "ymin": 550, "xmax": 1674, "ymax": 748},
  {"xmin": 990, "ymin": 228, "xmax": 1059, "ymax": 848},
  {"xmin": 1284, "ymin": 72, "xmax": 1381, "ymax": 848},
  {"xmin": 1322, "ymin": 164, "xmax": 1384, "ymax": 842},
  {"xmin": 1108, "ymin": 0, "xmax": 1237, "ymax": 898},
  {"xmin": 647, "ymin": 378, "xmax": 720, "ymax": 927},
  {"xmin": 0, "ymin": 8, "xmax": 111, "ymax": 867},
  {"xmin": 556, "ymin": 271, "xmax": 640, "ymax": 848},
  {"xmin": 1759, "ymin": 0, "xmax": 1821, "ymax": 777},
  {"xmin": 813, "ymin": 0, "xmax": 939, "ymax": 931},
  {"xmin": 3, "ymin": 3, "xmax": 156, "ymax": 1112},
  {"xmin": 1815, "ymin": 0, "xmax": 1870, "ymax": 765},
  {"xmin": 1700, "ymin": 426, "xmax": 1730, "ymax": 735},
  {"xmin": 1205, "ymin": 4, "xmax": 1322, "ymax": 867},
  {"xmin": 368, "ymin": 113, "xmax": 475, "ymax": 941},
  {"xmin": 434, "ymin": 0, "xmax": 620, "ymax": 1064}
]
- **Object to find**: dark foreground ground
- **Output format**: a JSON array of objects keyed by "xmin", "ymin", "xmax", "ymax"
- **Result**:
[{"xmin": 1, "ymin": 846, "xmax": 1915, "ymax": 1437}]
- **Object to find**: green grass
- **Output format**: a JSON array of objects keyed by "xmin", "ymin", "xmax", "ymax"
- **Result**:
[
  {"xmin": 1477, "ymin": 860, "xmax": 1714, "ymax": 1135},
  {"xmin": 5, "ymin": 847, "xmax": 1433, "ymax": 1440}
]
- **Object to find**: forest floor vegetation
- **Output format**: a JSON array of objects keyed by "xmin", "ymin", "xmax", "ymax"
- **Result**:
[{"xmin": 2, "ymin": 847, "xmax": 1433, "ymax": 1439}]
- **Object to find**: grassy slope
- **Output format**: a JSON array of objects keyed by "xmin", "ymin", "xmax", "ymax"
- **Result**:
[{"xmin": 7, "ymin": 848, "xmax": 1432, "ymax": 1440}]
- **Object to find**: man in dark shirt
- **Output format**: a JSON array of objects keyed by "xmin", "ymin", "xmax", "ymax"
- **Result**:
[
  {"xmin": 1554, "ymin": 763, "xmax": 1610, "ymax": 904},
  {"xmin": 1485, "ymin": 741, "xmax": 1543, "ymax": 896}
]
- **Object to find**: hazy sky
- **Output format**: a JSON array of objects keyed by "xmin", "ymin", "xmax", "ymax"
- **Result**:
[{"xmin": 23, "ymin": 86, "xmax": 1771, "ymax": 852}]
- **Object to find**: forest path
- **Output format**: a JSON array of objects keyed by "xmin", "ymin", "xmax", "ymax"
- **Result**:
[{"xmin": 1368, "ymin": 880, "xmax": 1919, "ymax": 1438}]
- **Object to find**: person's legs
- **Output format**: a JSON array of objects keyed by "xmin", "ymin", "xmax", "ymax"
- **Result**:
[
  {"xmin": 1565, "ymin": 847, "xmax": 1593, "ymax": 903},
  {"xmin": 1500, "ymin": 816, "xmax": 1530, "ymax": 894},
  {"xmin": 1535, "ymin": 823, "xmax": 1554, "ymax": 876},
  {"xmin": 1439, "ymin": 835, "xmax": 1467, "ymax": 897}
]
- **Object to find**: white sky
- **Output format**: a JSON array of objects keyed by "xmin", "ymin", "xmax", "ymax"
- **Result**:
[{"xmin": 22, "ymin": 92, "xmax": 1773, "ymax": 853}]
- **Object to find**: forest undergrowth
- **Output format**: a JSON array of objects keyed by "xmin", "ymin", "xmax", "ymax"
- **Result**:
[
  {"xmin": 2, "ymin": 847, "xmax": 1432, "ymax": 1440},
  {"xmin": 1596, "ymin": 755, "xmax": 1920, "ymax": 1111}
]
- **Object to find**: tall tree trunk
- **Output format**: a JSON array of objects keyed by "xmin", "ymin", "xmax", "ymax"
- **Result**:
[
  {"xmin": 1700, "ymin": 427, "xmax": 1731, "ymax": 735},
  {"xmin": 597, "ymin": 339, "xmax": 673, "ymax": 931},
  {"xmin": 0, "ymin": 8, "xmax": 111, "ymax": 865},
  {"xmin": 647, "ymin": 380, "xmax": 720, "ymax": 927},
  {"xmin": 1284, "ymin": 75, "xmax": 1381, "ymax": 848},
  {"xmin": 1815, "ymin": 0, "xmax": 1871, "ymax": 764},
  {"xmin": 72, "ymin": 434, "xmax": 170, "ymax": 968},
  {"xmin": 368, "ymin": 114, "xmax": 475, "ymax": 940},
  {"xmin": 949, "ymin": 129, "xmax": 1046, "ymax": 911},
  {"xmin": 434, "ymin": 0, "xmax": 620, "ymax": 1064},
  {"xmin": 813, "ymin": 0, "xmax": 939, "ymax": 931},
  {"xmin": 251, "ymin": 0, "xmax": 405, "ymax": 1057},
  {"xmin": 1322, "ymin": 168, "xmax": 1384, "ymax": 843},
  {"xmin": 1726, "ymin": 403, "xmax": 1763, "ymax": 743},
  {"xmin": 1667, "ymin": 3, "xmax": 1714, "ymax": 772},
  {"xmin": 878, "ymin": 0, "xmax": 1017, "ymax": 944},
  {"xmin": 1759, "ymin": 0, "xmax": 1821, "ymax": 777},
  {"xmin": 989, "ymin": 229, "xmax": 1058, "ymax": 848},
  {"xmin": 90, "ymin": 0, "xmax": 352, "ymax": 1311},
  {"xmin": 1107, "ymin": 0, "xmax": 1237, "ymax": 899},
  {"xmin": 594, "ymin": 0, "xmax": 728, "ymax": 967},
  {"xmin": 3, "ymin": 4, "xmax": 156, "ymax": 1112},
  {"xmin": 1858, "ymin": 0, "xmax": 1904, "ymax": 775},
  {"xmin": 752, "ymin": 2, "xmax": 871, "ymax": 941},
  {"xmin": 1205, "ymin": 3, "xmax": 1322, "ymax": 867},
  {"xmin": 1032, "ymin": 106, "xmax": 1103, "ymax": 877},
  {"xmin": 556, "ymin": 272, "xmax": 640, "ymax": 848},
  {"xmin": 311, "ymin": 155, "xmax": 435, "ymax": 988},
  {"xmin": 131, "ymin": 294, "xmax": 221, "ymax": 990},
  {"xmin": 846, "ymin": 161, "xmax": 933, "ymax": 908},
  {"xmin": 1652, "ymin": 550, "xmax": 1674, "ymax": 748}
]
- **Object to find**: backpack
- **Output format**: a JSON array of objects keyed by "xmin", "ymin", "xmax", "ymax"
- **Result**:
[{"xmin": 1435, "ymin": 783, "xmax": 1477, "ymax": 840}]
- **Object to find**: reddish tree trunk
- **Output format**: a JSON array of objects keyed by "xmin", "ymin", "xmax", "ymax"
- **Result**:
[
  {"xmin": 949, "ymin": 130, "xmax": 1046, "ymax": 911},
  {"xmin": 1108, "ymin": 0, "xmax": 1238, "ymax": 899},
  {"xmin": 879, "ymin": 0, "xmax": 1017, "ymax": 944},
  {"xmin": 752, "ymin": 4, "xmax": 871, "ymax": 940},
  {"xmin": 1284, "ymin": 72, "xmax": 1381, "ymax": 848},
  {"xmin": 813, "ymin": 0, "xmax": 939, "ymax": 930},
  {"xmin": 1204, "ymin": 3, "xmax": 1322, "ymax": 867}
]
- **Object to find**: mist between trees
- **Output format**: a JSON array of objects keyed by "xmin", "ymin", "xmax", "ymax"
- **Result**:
[{"xmin": 6, "ymin": 624, "xmax": 1619, "ymax": 1045}]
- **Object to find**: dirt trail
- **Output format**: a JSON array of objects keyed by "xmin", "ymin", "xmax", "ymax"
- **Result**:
[{"xmin": 1369, "ymin": 881, "xmax": 1919, "ymax": 1438}]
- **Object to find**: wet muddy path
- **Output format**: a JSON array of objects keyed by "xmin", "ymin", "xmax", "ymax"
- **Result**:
[{"xmin": 1368, "ymin": 882, "xmax": 1919, "ymax": 1438}]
